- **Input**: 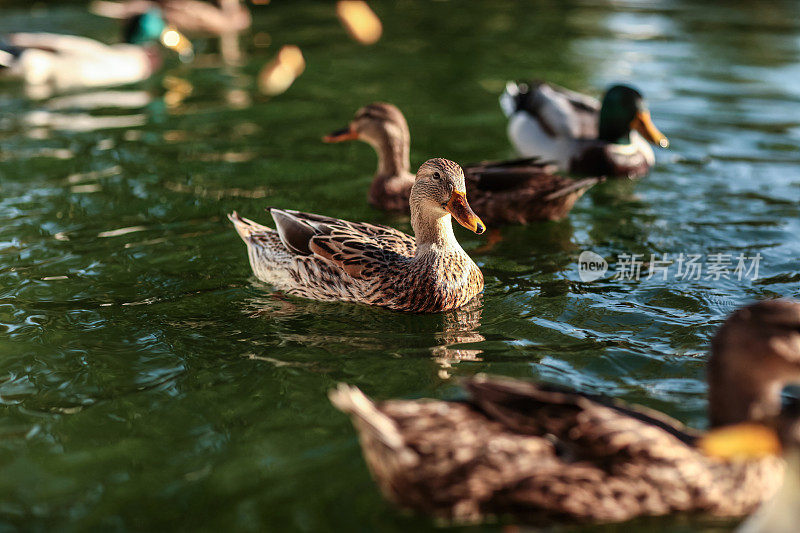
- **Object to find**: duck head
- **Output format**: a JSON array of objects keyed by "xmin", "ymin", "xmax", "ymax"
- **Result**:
[
  {"xmin": 324, "ymin": 102, "xmax": 411, "ymax": 177},
  {"xmin": 410, "ymin": 158, "xmax": 485, "ymax": 245},
  {"xmin": 708, "ymin": 299, "xmax": 800, "ymax": 429},
  {"xmin": 598, "ymin": 84, "xmax": 668, "ymax": 148},
  {"xmin": 124, "ymin": 9, "xmax": 193, "ymax": 60}
]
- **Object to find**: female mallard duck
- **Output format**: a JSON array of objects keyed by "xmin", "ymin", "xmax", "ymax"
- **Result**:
[
  {"xmin": 229, "ymin": 158, "xmax": 485, "ymax": 313},
  {"xmin": 330, "ymin": 299, "xmax": 800, "ymax": 524},
  {"xmin": 90, "ymin": 0, "xmax": 251, "ymax": 36},
  {"xmin": 500, "ymin": 81, "xmax": 669, "ymax": 179},
  {"xmin": 324, "ymin": 102, "xmax": 601, "ymax": 224},
  {"xmin": 0, "ymin": 9, "xmax": 192, "ymax": 92}
]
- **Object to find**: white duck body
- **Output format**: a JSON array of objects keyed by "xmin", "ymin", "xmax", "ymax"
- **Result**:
[{"xmin": 4, "ymin": 33, "xmax": 155, "ymax": 91}]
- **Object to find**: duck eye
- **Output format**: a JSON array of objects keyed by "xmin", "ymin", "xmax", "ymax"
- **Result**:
[{"xmin": 433, "ymin": 172, "xmax": 441, "ymax": 180}]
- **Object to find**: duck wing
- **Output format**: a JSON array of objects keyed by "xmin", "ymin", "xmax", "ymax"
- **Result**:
[
  {"xmin": 464, "ymin": 375, "xmax": 700, "ymax": 462},
  {"xmin": 465, "ymin": 157, "xmax": 559, "ymax": 192},
  {"xmin": 466, "ymin": 158, "xmax": 601, "ymax": 199},
  {"xmin": 271, "ymin": 208, "xmax": 415, "ymax": 279},
  {"xmin": 517, "ymin": 81, "xmax": 600, "ymax": 139},
  {"xmin": 7, "ymin": 33, "xmax": 110, "ymax": 55}
]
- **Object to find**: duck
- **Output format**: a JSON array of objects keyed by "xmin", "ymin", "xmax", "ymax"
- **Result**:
[
  {"xmin": 330, "ymin": 299, "xmax": 800, "ymax": 524},
  {"xmin": 90, "ymin": 0, "xmax": 251, "ymax": 36},
  {"xmin": 500, "ymin": 81, "xmax": 669, "ymax": 179},
  {"xmin": 228, "ymin": 158, "xmax": 486, "ymax": 313},
  {"xmin": 323, "ymin": 102, "xmax": 601, "ymax": 224},
  {"xmin": 0, "ymin": 9, "xmax": 192, "ymax": 93}
]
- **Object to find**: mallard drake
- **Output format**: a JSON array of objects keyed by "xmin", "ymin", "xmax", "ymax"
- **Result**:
[
  {"xmin": 500, "ymin": 82, "xmax": 669, "ymax": 179},
  {"xmin": 90, "ymin": 0, "xmax": 251, "ymax": 36},
  {"xmin": 0, "ymin": 9, "xmax": 192, "ymax": 92},
  {"xmin": 330, "ymin": 299, "xmax": 800, "ymax": 524},
  {"xmin": 229, "ymin": 158, "xmax": 485, "ymax": 313},
  {"xmin": 323, "ymin": 102, "xmax": 601, "ymax": 224}
]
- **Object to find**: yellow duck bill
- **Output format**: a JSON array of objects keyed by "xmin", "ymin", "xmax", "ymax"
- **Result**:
[
  {"xmin": 446, "ymin": 190, "xmax": 485, "ymax": 234},
  {"xmin": 631, "ymin": 109, "xmax": 669, "ymax": 148},
  {"xmin": 323, "ymin": 125, "xmax": 359, "ymax": 143}
]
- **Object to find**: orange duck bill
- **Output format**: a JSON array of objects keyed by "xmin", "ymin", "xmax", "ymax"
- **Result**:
[
  {"xmin": 323, "ymin": 125, "xmax": 359, "ymax": 143},
  {"xmin": 445, "ymin": 190, "xmax": 485, "ymax": 234},
  {"xmin": 631, "ymin": 110, "xmax": 669, "ymax": 148}
]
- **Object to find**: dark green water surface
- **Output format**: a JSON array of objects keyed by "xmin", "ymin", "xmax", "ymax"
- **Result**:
[{"xmin": 1, "ymin": 1, "xmax": 799, "ymax": 531}]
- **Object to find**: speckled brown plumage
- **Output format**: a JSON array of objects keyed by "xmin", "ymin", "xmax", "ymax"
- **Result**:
[
  {"xmin": 229, "ymin": 158, "xmax": 485, "ymax": 313},
  {"xmin": 330, "ymin": 300, "xmax": 800, "ymax": 524},
  {"xmin": 324, "ymin": 102, "xmax": 601, "ymax": 222}
]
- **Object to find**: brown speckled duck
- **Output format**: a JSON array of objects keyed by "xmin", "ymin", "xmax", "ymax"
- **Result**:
[
  {"xmin": 323, "ymin": 102, "xmax": 601, "ymax": 224},
  {"xmin": 330, "ymin": 300, "xmax": 800, "ymax": 524},
  {"xmin": 501, "ymin": 82, "xmax": 669, "ymax": 179},
  {"xmin": 229, "ymin": 158, "xmax": 485, "ymax": 313}
]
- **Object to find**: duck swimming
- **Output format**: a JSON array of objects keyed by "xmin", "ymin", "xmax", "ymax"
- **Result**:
[
  {"xmin": 0, "ymin": 9, "xmax": 192, "ymax": 93},
  {"xmin": 324, "ymin": 102, "xmax": 601, "ymax": 224},
  {"xmin": 90, "ymin": 0, "xmax": 251, "ymax": 36},
  {"xmin": 330, "ymin": 299, "xmax": 800, "ymax": 524},
  {"xmin": 500, "ymin": 82, "xmax": 669, "ymax": 179},
  {"xmin": 229, "ymin": 158, "xmax": 485, "ymax": 313}
]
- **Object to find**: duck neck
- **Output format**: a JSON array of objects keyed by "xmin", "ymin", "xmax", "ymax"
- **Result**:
[
  {"xmin": 367, "ymin": 130, "xmax": 411, "ymax": 183},
  {"xmin": 410, "ymin": 198, "xmax": 461, "ymax": 256}
]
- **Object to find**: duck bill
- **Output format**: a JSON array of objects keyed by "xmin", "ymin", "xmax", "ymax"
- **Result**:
[
  {"xmin": 323, "ymin": 125, "xmax": 359, "ymax": 143},
  {"xmin": 446, "ymin": 190, "xmax": 485, "ymax": 234},
  {"xmin": 160, "ymin": 26, "xmax": 194, "ymax": 61},
  {"xmin": 698, "ymin": 423, "xmax": 782, "ymax": 460},
  {"xmin": 631, "ymin": 109, "xmax": 669, "ymax": 148}
]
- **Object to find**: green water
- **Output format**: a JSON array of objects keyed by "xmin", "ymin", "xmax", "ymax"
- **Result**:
[{"xmin": 1, "ymin": 0, "xmax": 799, "ymax": 531}]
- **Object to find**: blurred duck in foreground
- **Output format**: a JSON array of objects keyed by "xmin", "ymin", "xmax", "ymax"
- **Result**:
[
  {"xmin": 0, "ymin": 9, "xmax": 192, "ymax": 93},
  {"xmin": 90, "ymin": 0, "xmax": 251, "ymax": 36},
  {"xmin": 229, "ymin": 158, "xmax": 485, "ymax": 313},
  {"xmin": 500, "ymin": 82, "xmax": 669, "ymax": 179},
  {"xmin": 330, "ymin": 299, "xmax": 800, "ymax": 524},
  {"xmin": 324, "ymin": 103, "xmax": 601, "ymax": 224}
]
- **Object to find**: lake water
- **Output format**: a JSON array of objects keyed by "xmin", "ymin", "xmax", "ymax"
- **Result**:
[{"xmin": 1, "ymin": 1, "xmax": 799, "ymax": 531}]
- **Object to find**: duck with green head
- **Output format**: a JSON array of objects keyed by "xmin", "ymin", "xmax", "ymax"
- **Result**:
[
  {"xmin": 500, "ymin": 81, "xmax": 669, "ymax": 179},
  {"xmin": 0, "ymin": 8, "xmax": 192, "ymax": 93}
]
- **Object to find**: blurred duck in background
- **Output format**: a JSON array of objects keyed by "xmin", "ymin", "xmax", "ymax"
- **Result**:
[
  {"xmin": 500, "ymin": 82, "xmax": 669, "ymax": 179},
  {"xmin": 90, "ymin": 0, "xmax": 251, "ymax": 36},
  {"xmin": 91, "ymin": 0, "xmax": 249, "ymax": 63},
  {"xmin": 330, "ymin": 299, "xmax": 800, "ymax": 524},
  {"xmin": 324, "ymin": 103, "xmax": 601, "ymax": 225},
  {"xmin": 0, "ymin": 9, "xmax": 192, "ymax": 94}
]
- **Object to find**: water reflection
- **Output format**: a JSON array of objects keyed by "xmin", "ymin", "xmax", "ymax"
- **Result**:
[
  {"xmin": 432, "ymin": 299, "xmax": 484, "ymax": 378},
  {"xmin": 241, "ymin": 288, "xmax": 485, "ymax": 375},
  {"xmin": 18, "ymin": 75, "xmax": 193, "ymax": 134}
]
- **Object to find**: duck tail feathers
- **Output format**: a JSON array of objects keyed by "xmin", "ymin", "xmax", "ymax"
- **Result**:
[
  {"xmin": 329, "ymin": 384, "xmax": 419, "ymax": 465},
  {"xmin": 228, "ymin": 211, "xmax": 272, "ymax": 241},
  {"xmin": 0, "ymin": 43, "xmax": 23, "ymax": 69}
]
